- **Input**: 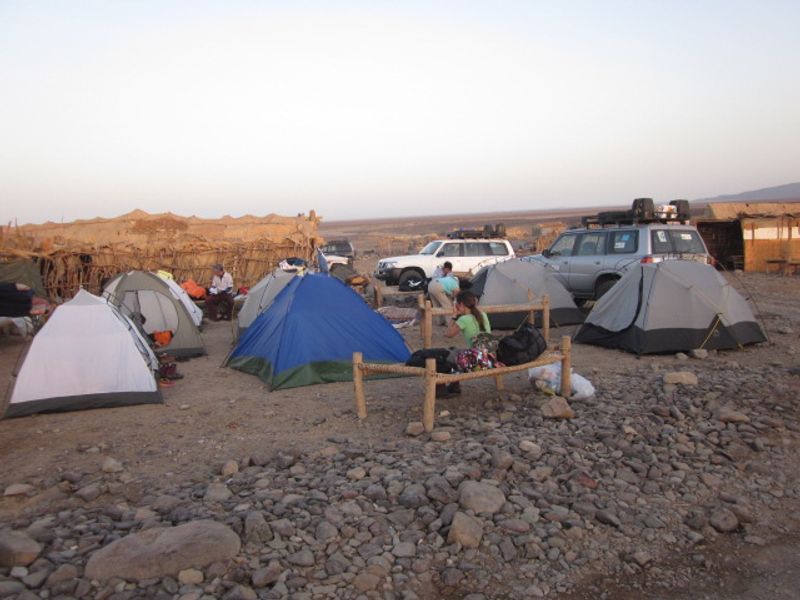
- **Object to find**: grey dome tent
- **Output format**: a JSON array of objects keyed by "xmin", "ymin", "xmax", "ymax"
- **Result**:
[
  {"xmin": 237, "ymin": 269, "xmax": 295, "ymax": 336},
  {"xmin": 5, "ymin": 290, "xmax": 162, "ymax": 418},
  {"xmin": 103, "ymin": 271, "xmax": 205, "ymax": 357},
  {"xmin": 470, "ymin": 259, "xmax": 584, "ymax": 328},
  {"xmin": 575, "ymin": 260, "xmax": 766, "ymax": 354}
]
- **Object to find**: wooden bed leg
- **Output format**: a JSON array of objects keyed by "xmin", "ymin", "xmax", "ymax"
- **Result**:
[
  {"xmin": 560, "ymin": 336, "xmax": 571, "ymax": 398},
  {"xmin": 494, "ymin": 375, "xmax": 504, "ymax": 391},
  {"xmin": 353, "ymin": 352, "xmax": 367, "ymax": 420},
  {"xmin": 423, "ymin": 357, "xmax": 437, "ymax": 432}
]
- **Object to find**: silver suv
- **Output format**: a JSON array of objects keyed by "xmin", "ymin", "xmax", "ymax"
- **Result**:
[{"xmin": 528, "ymin": 222, "xmax": 711, "ymax": 302}]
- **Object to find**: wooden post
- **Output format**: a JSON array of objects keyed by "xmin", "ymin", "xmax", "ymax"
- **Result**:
[
  {"xmin": 423, "ymin": 357, "xmax": 437, "ymax": 432},
  {"xmin": 353, "ymin": 352, "xmax": 367, "ymax": 419},
  {"xmin": 542, "ymin": 295, "xmax": 550, "ymax": 343},
  {"xmin": 494, "ymin": 374, "xmax": 505, "ymax": 391},
  {"xmin": 417, "ymin": 294, "xmax": 426, "ymax": 346},
  {"xmin": 424, "ymin": 300, "xmax": 433, "ymax": 349},
  {"xmin": 373, "ymin": 278, "xmax": 383, "ymax": 308},
  {"xmin": 560, "ymin": 336, "xmax": 571, "ymax": 398}
]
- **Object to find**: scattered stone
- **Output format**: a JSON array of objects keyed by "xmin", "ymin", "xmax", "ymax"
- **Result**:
[
  {"xmin": 101, "ymin": 457, "xmax": 124, "ymax": 473},
  {"xmin": 663, "ymin": 371, "xmax": 698, "ymax": 385},
  {"xmin": 204, "ymin": 483, "xmax": 232, "ymax": 502},
  {"xmin": 459, "ymin": 481, "xmax": 506, "ymax": 514},
  {"xmin": 406, "ymin": 422, "xmax": 425, "ymax": 436},
  {"xmin": 448, "ymin": 512, "xmax": 484, "ymax": 548},
  {"xmin": 0, "ymin": 530, "xmax": 42, "ymax": 567},
  {"xmin": 690, "ymin": 348, "xmax": 709, "ymax": 359},
  {"xmin": 3, "ymin": 483, "xmax": 34, "ymax": 497},
  {"xmin": 85, "ymin": 520, "xmax": 241, "ymax": 581},
  {"xmin": 675, "ymin": 352, "xmax": 689, "ymax": 361},
  {"xmin": 252, "ymin": 560, "xmax": 282, "ymax": 587},
  {"xmin": 221, "ymin": 460, "xmax": 239, "ymax": 477},
  {"xmin": 45, "ymin": 563, "xmax": 78, "ymax": 586},
  {"xmin": 178, "ymin": 568, "xmax": 204, "ymax": 585},
  {"xmin": 540, "ymin": 396, "xmax": 575, "ymax": 419},
  {"xmin": 346, "ymin": 467, "xmax": 366, "ymax": 481},
  {"xmin": 75, "ymin": 483, "xmax": 102, "ymax": 501},
  {"xmin": 287, "ymin": 549, "xmax": 315, "ymax": 567},
  {"xmin": 714, "ymin": 407, "xmax": 750, "ymax": 424},
  {"xmin": 595, "ymin": 510, "xmax": 621, "ymax": 528},
  {"xmin": 431, "ymin": 430, "xmax": 451, "ymax": 442},
  {"xmin": 709, "ymin": 508, "xmax": 739, "ymax": 533}
]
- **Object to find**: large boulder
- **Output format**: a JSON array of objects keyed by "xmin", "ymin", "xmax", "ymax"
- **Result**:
[{"xmin": 85, "ymin": 520, "xmax": 240, "ymax": 581}]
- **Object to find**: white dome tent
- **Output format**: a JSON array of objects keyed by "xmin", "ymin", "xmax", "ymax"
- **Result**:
[{"xmin": 5, "ymin": 290, "xmax": 162, "ymax": 418}]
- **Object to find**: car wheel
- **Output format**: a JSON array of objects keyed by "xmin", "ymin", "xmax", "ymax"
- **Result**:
[
  {"xmin": 594, "ymin": 278, "xmax": 619, "ymax": 300},
  {"xmin": 398, "ymin": 270, "xmax": 426, "ymax": 291}
]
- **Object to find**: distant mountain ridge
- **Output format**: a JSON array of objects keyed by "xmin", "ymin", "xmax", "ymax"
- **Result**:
[{"xmin": 698, "ymin": 182, "xmax": 800, "ymax": 203}]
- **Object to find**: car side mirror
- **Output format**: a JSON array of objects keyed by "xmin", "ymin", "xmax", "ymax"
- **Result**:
[
  {"xmin": 542, "ymin": 249, "xmax": 551, "ymax": 258},
  {"xmin": 436, "ymin": 250, "xmax": 445, "ymax": 257}
]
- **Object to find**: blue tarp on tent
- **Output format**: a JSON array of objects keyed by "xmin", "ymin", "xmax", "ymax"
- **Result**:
[{"xmin": 227, "ymin": 273, "xmax": 411, "ymax": 389}]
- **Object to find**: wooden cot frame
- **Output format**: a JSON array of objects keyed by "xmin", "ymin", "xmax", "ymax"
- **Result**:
[{"xmin": 353, "ymin": 291, "xmax": 571, "ymax": 432}]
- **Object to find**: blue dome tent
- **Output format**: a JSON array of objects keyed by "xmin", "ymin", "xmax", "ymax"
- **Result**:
[{"xmin": 226, "ymin": 274, "xmax": 410, "ymax": 390}]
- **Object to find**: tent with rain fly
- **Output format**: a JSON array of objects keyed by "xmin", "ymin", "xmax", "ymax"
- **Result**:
[
  {"xmin": 227, "ymin": 273, "xmax": 410, "ymax": 390},
  {"xmin": 575, "ymin": 260, "xmax": 766, "ymax": 354},
  {"xmin": 5, "ymin": 289, "xmax": 161, "ymax": 418},
  {"xmin": 470, "ymin": 259, "xmax": 584, "ymax": 328},
  {"xmin": 103, "ymin": 271, "xmax": 205, "ymax": 357},
  {"xmin": 236, "ymin": 269, "xmax": 295, "ymax": 335}
]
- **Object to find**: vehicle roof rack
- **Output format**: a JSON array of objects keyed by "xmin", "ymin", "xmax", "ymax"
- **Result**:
[
  {"xmin": 446, "ymin": 223, "xmax": 507, "ymax": 239},
  {"xmin": 580, "ymin": 199, "xmax": 691, "ymax": 228}
]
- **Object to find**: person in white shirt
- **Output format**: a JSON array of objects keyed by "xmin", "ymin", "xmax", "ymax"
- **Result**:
[{"xmin": 206, "ymin": 263, "xmax": 235, "ymax": 321}]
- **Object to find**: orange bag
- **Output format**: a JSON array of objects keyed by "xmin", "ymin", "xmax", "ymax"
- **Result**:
[
  {"xmin": 181, "ymin": 279, "xmax": 206, "ymax": 299},
  {"xmin": 152, "ymin": 330, "xmax": 173, "ymax": 347}
]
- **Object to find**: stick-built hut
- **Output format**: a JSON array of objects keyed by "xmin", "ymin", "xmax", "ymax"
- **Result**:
[
  {"xmin": 696, "ymin": 202, "xmax": 800, "ymax": 273},
  {"xmin": 0, "ymin": 210, "xmax": 322, "ymax": 299}
]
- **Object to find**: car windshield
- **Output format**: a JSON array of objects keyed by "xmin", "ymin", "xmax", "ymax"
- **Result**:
[{"xmin": 419, "ymin": 241, "xmax": 442, "ymax": 255}]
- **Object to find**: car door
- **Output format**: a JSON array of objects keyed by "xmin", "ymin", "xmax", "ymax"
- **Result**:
[
  {"xmin": 605, "ymin": 229, "xmax": 640, "ymax": 273},
  {"xmin": 567, "ymin": 231, "xmax": 608, "ymax": 293},
  {"xmin": 544, "ymin": 232, "xmax": 579, "ymax": 287},
  {"xmin": 436, "ymin": 242, "xmax": 466, "ymax": 273}
]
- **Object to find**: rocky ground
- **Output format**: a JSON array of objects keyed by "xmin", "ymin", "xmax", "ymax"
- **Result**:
[{"xmin": 0, "ymin": 272, "xmax": 798, "ymax": 600}]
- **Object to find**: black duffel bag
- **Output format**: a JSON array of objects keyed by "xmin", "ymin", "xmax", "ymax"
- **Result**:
[
  {"xmin": 406, "ymin": 348, "xmax": 455, "ymax": 373},
  {"xmin": 497, "ymin": 323, "xmax": 547, "ymax": 366}
]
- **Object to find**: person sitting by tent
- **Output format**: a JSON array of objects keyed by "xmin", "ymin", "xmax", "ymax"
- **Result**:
[
  {"xmin": 445, "ymin": 290, "xmax": 491, "ymax": 348},
  {"xmin": 0, "ymin": 282, "xmax": 50, "ymax": 317},
  {"xmin": 428, "ymin": 262, "xmax": 460, "ymax": 326},
  {"xmin": 206, "ymin": 263, "xmax": 234, "ymax": 321}
]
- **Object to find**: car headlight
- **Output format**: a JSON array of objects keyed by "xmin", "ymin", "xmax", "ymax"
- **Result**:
[{"xmin": 379, "ymin": 261, "xmax": 397, "ymax": 270}]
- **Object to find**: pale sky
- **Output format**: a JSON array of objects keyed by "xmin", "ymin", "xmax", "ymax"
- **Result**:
[{"xmin": 1, "ymin": 1, "xmax": 798, "ymax": 225}]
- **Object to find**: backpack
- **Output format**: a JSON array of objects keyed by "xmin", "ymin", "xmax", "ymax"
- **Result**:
[
  {"xmin": 497, "ymin": 323, "xmax": 547, "ymax": 366},
  {"xmin": 455, "ymin": 348, "xmax": 502, "ymax": 372},
  {"xmin": 406, "ymin": 348, "xmax": 455, "ymax": 374}
]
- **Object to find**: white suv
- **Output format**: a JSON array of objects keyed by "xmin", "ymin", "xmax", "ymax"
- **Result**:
[{"xmin": 376, "ymin": 239, "xmax": 515, "ymax": 288}]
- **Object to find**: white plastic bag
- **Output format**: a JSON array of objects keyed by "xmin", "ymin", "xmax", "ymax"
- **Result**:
[{"xmin": 528, "ymin": 362, "xmax": 595, "ymax": 400}]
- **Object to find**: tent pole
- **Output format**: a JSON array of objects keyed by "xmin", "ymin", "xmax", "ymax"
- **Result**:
[{"xmin": 542, "ymin": 295, "xmax": 550, "ymax": 343}]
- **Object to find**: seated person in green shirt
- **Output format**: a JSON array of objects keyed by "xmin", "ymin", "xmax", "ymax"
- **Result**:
[{"xmin": 445, "ymin": 290, "xmax": 491, "ymax": 348}]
